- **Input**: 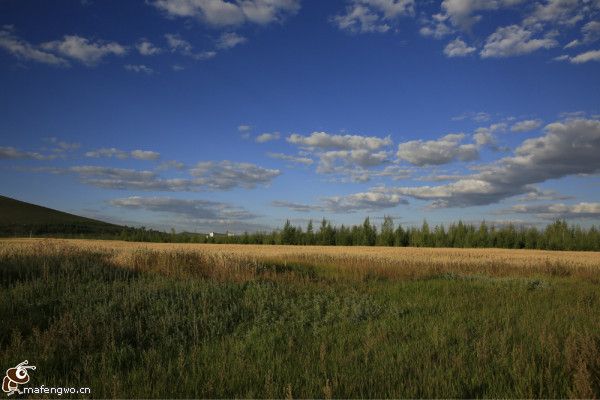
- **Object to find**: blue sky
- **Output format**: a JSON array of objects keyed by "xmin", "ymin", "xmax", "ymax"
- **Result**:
[{"xmin": 1, "ymin": 0, "xmax": 599, "ymax": 232}]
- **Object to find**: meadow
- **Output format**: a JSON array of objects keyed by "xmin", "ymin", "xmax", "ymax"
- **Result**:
[{"xmin": 1, "ymin": 238, "xmax": 599, "ymax": 398}]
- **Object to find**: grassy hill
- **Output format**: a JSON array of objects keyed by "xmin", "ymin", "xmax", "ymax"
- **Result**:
[{"xmin": 0, "ymin": 195, "xmax": 123, "ymax": 236}]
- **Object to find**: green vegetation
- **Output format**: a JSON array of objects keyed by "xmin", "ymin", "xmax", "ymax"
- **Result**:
[{"xmin": 1, "ymin": 242, "xmax": 599, "ymax": 398}]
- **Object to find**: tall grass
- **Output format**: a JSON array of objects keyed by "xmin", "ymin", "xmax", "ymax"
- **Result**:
[{"xmin": 1, "ymin": 240, "xmax": 599, "ymax": 398}]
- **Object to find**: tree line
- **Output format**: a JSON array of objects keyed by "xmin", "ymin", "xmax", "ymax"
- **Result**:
[
  {"xmin": 213, "ymin": 217, "xmax": 600, "ymax": 251},
  {"xmin": 2, "ymin": 217, "xmax": 599, "ymax": 251}
]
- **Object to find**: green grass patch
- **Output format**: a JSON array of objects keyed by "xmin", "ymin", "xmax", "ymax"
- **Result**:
[{"xmin": 0, "ymin": 248, "xmax": 599, "ymax": 398}]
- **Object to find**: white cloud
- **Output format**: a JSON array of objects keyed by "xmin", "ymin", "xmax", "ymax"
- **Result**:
[
  {"xmin": 570, "ymin": 49, "xmax": 600, "ymax": 63},
  {"xmin": 255, "ymin": 132, "xmax": 280, "ymax": 143},
  {"xmin": 382, "ymin": 118, "xmax": 600, "ymax": 208},
  {"xmin": 152, "ymin": 0, "xmax": 300, "ymax": 27},
  {"xmin": 157, "ymin": 160, "xmax": 186, "ymax": 170},
  {"xmin": 440, "ymin": 0, "xmax": 525, "ymax": 31},
  {"xmin": 273, "ymin": 189, "xmax": 408, "ymax": 213},
  {"xmin": 472, "ymin": 122, "xmax": 507, "ymax": 150},
  {"xmin": 511, "ymin": 119, "xmax": 543, "ymax": 132},
  {"xmin": 165, "ymin": 33, "xmax": 216, "ymax": 60},
  {"xmin": 0, "ymin": 29, "xmax": 69, "ymax": 66},
  {"xmin": 136, "ymin": 39, "xmax": 162, "ymax": 55},
  {"xmin": 85, "ymin": 148, "xmax": 160, "ymax": 160},
  {"xmin": 419, "ymin": 13, "xmax": 454, "ymax": 39},
  {"xmin": 524, "ymin": 0, "xmax": 591, "ymax": 27},
  {"xmin": 508, "ymin": 202, "xmax": 600, "ymax": 220},
  {"xmin": 397, "ymin": 133, "xmax": 479, "ymax": 166},
  {"xmin": 43, "ymin": 137, "xmax": 81, "ymax": 153},
  {"xmin": 131, "ymin": 150, "xmax": 161, "ymax": 160},
  {"xmin": 216, "ymin": 32, "xmax": 247, "ymax": 49},
  {"xmin": 85, "ymin": 148, "xmax": 129, "ymax": 159},
  {"xmin": 267, "ymin": 152, "xmax": 314, "ymax": 165},
  {"xmin": 451, "ymin": 111, "xmax": 491, "ymax": 122},
  {"xmin": 0, "ymin": 146, "xmax": 57, "ymax": 160},
  {"xmin": 333, "ymin": 0, "xmax": 414, "ymax": 33},
  {"xmin": 517, "ymin": 189, "xmax": 573, "ymax": 201},
  {"xmin": 286, "ymin": 131, "xmax": 394, "ymax": 180},
  {"xmin": 444, "ymin": 37, "xmax": 476, "ymax": 57},
  {"xmin": 110, "ymin": 196, "xmax": 257, "ymax": 220},
  {"xmin": 287, "ymin": 131, "xmax": 391, "ymax": 150},
  {"xmin": 580, "ymin": 20, "xmax": 600, "ymax": 44},
  {"xmin": 190, "ymin": 160, "xmax": 281, "ymax": 189},
  {"xmin": 67, "ymin": 166, "xmax": 193, "ymax": 191},
  {"xmin": 41, "ymin": 35, "xmax": 127, "ymax": 66},
  {"xmin": 317, "ymin": 149, "xmax": 390, "ymax": 172},
  {"xmin": 124, "ymin": 64, "xmax": 154, "ymax": 74},
  {"xmin": 480, "ymin": 25, "xmax": 557, "ymax": 58}
]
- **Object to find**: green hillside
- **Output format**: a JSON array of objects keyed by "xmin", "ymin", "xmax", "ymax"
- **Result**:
[{"xmin": 0, "ymin": 195, "xmax": 123, "ymax": 236}]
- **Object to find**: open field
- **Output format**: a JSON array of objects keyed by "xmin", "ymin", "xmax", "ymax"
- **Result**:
[{"xmin": 1, "ymin": 239, "xmax": 600, "ymax": 398}]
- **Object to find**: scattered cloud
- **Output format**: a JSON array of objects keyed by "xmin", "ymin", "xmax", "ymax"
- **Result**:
[
  {"xmin": 380, "ymin": 118, "xmax": 600, "ymax": 208},
  {"xmin": 480, "ymin": 25, "xmax": 557, "ymax": 58},
  {"xmin": 0, "ymin": 29, "xmax": 69, "ymax": 66},
  {"xmin": 472, "ymin": 122, "xmax": 507, "ymax": 150},
  {"xmin": 288, "ymin": 131, "xmax": 391, "ymax": 151},
  {"xmin": 287, "ymin": 131, "xmax": 393, "ymax": 178},
  {"xmin": 152, "ymin": 0, "xmax": 301, "ymax": 27},
  {"xmin": 124, "ymin": 64, "xmax": 154, "ymax": 74},
  {"xmin": 332, "ymin": 0, "xmax": 415, "ymax": 33},
  {"xmin": 85, "ymin": 148, "xmax": 160, "ymax": 160},
  {"xmin": 255, "ymin": 132, "xmax": 280, "ymax": 143},
  {"xmin": 273, "ymin": 189, "xmax": 408, "ymax": 213},
  {"xmin": 451, "ymin": 111, "xmax": 491, "ymax": 122},
  {"xmin": 165, "ymin": 33, "xmax": 216, "ymax": 60},
  {"xmin": 271, "ymin": 200, "xmax": 318, "ymax": 212},
  {"xmin": 131, "ymin": 150, "xmax": 161, "ymax": 160},
  {"xmin": 517, "ymin": 189, "xmax": 573, "ymax": 202},
  {"xmin": 444, "ymin": 37, "xmax": 476, "ymax": 57},
  {"xmin": 440, "ymin": 0, "xmax": 525, "ymax": 31},
  {"xmin": 136, "ymin": 39, "xmax": 162, "ymax": 55},
  {"xmin": 523, "ymin": 0, "xmax": 592, "ymax": 27},
  {"xmin": 419, "ymin": 13, "xmax": 453, "ymax": 39},
  {"xmin": 67, "ymin": 165, "xmax": 193, "ymax": 191},
  {"xmin": 85, "ymin": 147, "xmax": 129, "ymax": 159},
  {"xmin": 555, "ymin": 49, "xmax": 600, "ymax": 63},
  {"xmin": 216, "ymin": 32, "xmax": 247, "ymax": 49},
  {"xmin": 508, "ymin": 202, "xmax": 600, "ymax": 220},
  {"xmin": 322, "ymin": 190, "xmax": 408, "ymax": 213},
  {"xmin": 511, "ymin": 119, "xmax": 543, "ymax": 132},
  {"xmin": 43, "ymin": 137, "xmax": 81, "ymax": 153},
  {"xmin": 190, "ymin": 160, "xmax": 281, "ymax": 189},
  {"xmin": 110, "ymin": 196, "xmax": 257, "ymax": 220},
  {"xmin": 570, "ymin": 49, "xmax": 600, "ymax": 63},
  {"xmin": 41, "ymin": 35, "xmax": 127, "ymax": 66},
  {"xmin": 157, "ymin": 160, "xmax": 186, "ymax": 170},
  {"xmin": 397, "ymin": 133, "xmax": 478, "ymax": 166},
  {"xmin": 0, "ymin": 146, "xmax": 57, "ymax": 160},
  {"xmin": 267, "ymin": 152, "xmax": 314, "ymax": 165}
]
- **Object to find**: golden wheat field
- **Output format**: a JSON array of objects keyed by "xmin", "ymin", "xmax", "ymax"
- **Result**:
[{"xmin": 2, "ymin": 238, "xmax": 600, "ymax": 281}]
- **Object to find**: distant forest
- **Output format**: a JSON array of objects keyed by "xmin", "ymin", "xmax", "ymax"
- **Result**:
[{"xmin": 2, "ymin": 217, "xmax": 600, "ymax": 251}]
